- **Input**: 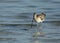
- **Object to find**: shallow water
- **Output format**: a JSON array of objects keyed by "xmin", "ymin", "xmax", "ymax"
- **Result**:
[{"xmin": 0, "ymin": 0, "xmax": 60, "ymax": 43}]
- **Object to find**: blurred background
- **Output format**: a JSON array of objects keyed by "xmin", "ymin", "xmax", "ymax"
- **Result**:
[{"xmin": 0, "ymin": 0, "xmax": 60, "ymax": 43}]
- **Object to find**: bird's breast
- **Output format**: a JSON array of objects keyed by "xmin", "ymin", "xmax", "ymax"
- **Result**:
[{"xmin": 35, "ymin": 17, "xmax": 43, "ymax": 23}]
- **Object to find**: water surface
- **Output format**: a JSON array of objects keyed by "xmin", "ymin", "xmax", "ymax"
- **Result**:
[{"xmin": 0, "ymin": 0, "xmax": 60, "ymax": 43}]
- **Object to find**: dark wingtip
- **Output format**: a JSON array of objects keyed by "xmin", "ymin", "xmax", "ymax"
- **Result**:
[
  {"xmin": 33, "ymin": 12, "xmax": 36, "ymax": 15},
  {"xmin": 41, "ymin": 12, "xmax": 46, "ymax": 16}
]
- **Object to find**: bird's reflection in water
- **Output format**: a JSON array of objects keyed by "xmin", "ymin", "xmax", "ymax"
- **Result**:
[
  {"xmin": 31, "ymin": 23, "xmax": 45, "ymax": 43},
  {"xmin": 32, "ymin": 40, "xmax": 41, "ymax": 43},
  {"xmin": 33, "ymin": 23, "xmax": 44, "ymax": 37}
]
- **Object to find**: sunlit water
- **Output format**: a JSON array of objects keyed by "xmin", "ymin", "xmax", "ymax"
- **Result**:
[{"xmin": 0, "ymin": 0, "xmax": 60, "ymax": 43}]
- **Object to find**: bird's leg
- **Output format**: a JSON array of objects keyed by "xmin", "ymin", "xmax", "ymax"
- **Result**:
[
  {"xmin": 37, "ymin": 23, "xmax": 39, "ymax": 29},
  {"xmin": 31, "ymin": 19, "xmax": 34, "ymax": 28}
]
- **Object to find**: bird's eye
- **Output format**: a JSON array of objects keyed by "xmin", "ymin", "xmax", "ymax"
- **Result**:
[{"xmin": 41, "ymin": 18, "xmax": 43, "ymax": 20}]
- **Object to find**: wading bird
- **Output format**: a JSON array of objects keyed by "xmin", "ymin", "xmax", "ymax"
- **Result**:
[{"xmin": 31, "ymin": 12, "xmax": 46, "ymax": 28}]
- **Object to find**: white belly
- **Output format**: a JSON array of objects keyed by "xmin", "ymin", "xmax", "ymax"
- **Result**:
[{"xmin": 35, "ymin": 18, "xmax": 44, "ymax": 23}]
